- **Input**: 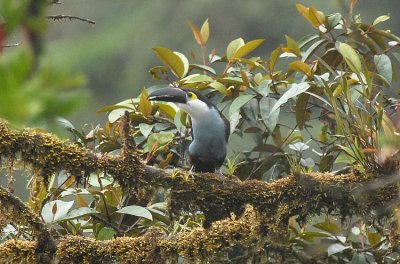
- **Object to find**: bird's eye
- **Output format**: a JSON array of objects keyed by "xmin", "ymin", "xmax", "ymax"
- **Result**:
[{"xmin": 188, "ymin": 92, "xmax": 193, "ymax": 98}]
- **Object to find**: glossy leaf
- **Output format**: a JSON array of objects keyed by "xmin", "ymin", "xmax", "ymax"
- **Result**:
[
  {"xmin": 42, "ymin": 200, "xmax": 74, "ymax": 223},
  {"xmin": 374, "ymin": 54, "xmax": 392, "ymax": 84},
  {"xmin": 336, "ymin": 42, "xmax": 362, "ymax": 73},
  {"xmin": 228, "ymin": 94, "xmax": 255, "ymax": 117},
  {"xmin": 289, "ymin": 61, "xmax": 312, "ymax": 76},
  {"xmin": 260, "ymin": 97, "xmax": 280, "ymax": 132},
  {"xmin": 271, "ymin": 83, "xmax": 310, "ymax": 113},
  {"xmin": 226, "ymin": 38, "xmax": 245, "ymax": 59},
  {"xmin": 153, "ymin": 47, "xmax": 188, "ymax": 78},
  {"xmin": 115, "ymin": 205, "xmax": 153, "ymax": 221}
]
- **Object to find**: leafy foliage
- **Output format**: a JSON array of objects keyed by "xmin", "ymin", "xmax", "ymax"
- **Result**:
[{"xmin": 2, "ymin": 1, "xmax": 400, "ymax": 263}]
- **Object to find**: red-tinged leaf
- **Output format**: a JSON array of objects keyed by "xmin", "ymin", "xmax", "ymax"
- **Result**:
[
  {"xmin": 308, "ymin": 6, "xmax": 324, "ymax": 27},
  {"xmin": 233, "ymin": 39, "xmax": 265, "ymax": 59},
  {"xmin": 188, "ymin": 21, "xmax": 203, "ymax": 45},
  {"xmin": 295, "ymin": 3, "xmax": 315, "ymax": 27},
  {"xmin": 159, "ymin": 152, "xmax": 174, "ymax": 169}
]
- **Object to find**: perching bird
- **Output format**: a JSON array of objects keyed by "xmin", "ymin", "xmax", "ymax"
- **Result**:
[{"xmin": 148, "ymin": 87, "xmax": 230, "ymax": 173}]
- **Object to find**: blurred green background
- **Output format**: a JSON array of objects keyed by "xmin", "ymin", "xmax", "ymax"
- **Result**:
[{"xmin": 43, "ymin": 0, "xmax": 400, "ymax": 126}]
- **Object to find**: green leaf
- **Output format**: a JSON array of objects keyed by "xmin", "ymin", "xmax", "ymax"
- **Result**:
[
  {"xmin": 314, "ymin": 221, "xmax": 341, "ymax": 235},
  {"xmin": 139, "ymin": 89, "xmax": 152, "ymax": 118},
  {"xmin": 200, "ymin": 18, "xmax": 209, "ymax": 44},
  {"xmin": 189, "ymin": 64, "xmax": 216, "ymax": 75},
  {"xmin": 97, "ymin": 227, "xmax": 116, "ymax": 241},
  {"xmin": 227, "ymin": 38, "xmax": 245, "ymax": 59},
  {"xmin": 228, "ymin": 94, "xmax": 255, "ymax": 117},
  {"xmin": 59, "ymin": 207, "xmax": 99, "ymax": 221},
  {"xmin": 116, "ymin": 205, "xmax": 153, "ymax": 221},
  {"xmin": 327, "ymin": 243, "xmax": 350, "ymax": 256},
  {"xmin": 154, "ymin": 102, "xmax": 178, "ymax": 119},
  {"xmin": 367, "ymin": 232, "xmax": 381, "ymax": 246},
  {"xmin": 139, "ymin": 123, "xmax": 154, "ymax": 138},
  {"xmin": 319, "ymin": 155, "xmax": 335, "ymax": 172},
  {"xmin": 374, "ymin": 54, "xmax": 392, "ymax": 84},
  {"xmin": 146, "ymin": 131, "xmax": 175, "ymax": 152},
  {"xmin": 336, "ymin": 42, "xmax": 362, "ymax": 73},
  {"xmin": 271, "ymin": 83, "xmax": 310, "ymax": 113},
  {"xmin": 183, "ymin": 74, "xmax": 213, "ymax": 84},
  {"xmin": 295, "ymin": 92, "xmax": 310, "ymax": 129},
  {"xmin": 373, "ymin": 15, "xmax": 390, "ymax": 26},
  {"xmin": 289, "ymin": 61, "xmax": 312, "ymax": 76},
  {"xmin": 153, "ymin": 47, "xmax": 188, "ymax": 78},
  {"xmin": 41, "ymin": 200, "xmax": 74, "ymax": 223},
  {"xmin": 285, "ymin": 35, "xmax": 301, "ymax": 56},
  {"xmin": 233, "ymin": 39, "xmax": 264, "ymax": 59},
  {"xmin": 301, "ymin": 39, "xmax": 327, "ymax": 62},
  {"xmin": 260, "ymin": 97, "xmax": 280, "ymax": 132},
  {"xmin": 209, "ymin": 81, "xmax": 228, "ymax": 96}
]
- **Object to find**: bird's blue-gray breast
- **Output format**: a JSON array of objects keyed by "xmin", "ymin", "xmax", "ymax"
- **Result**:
[{"xmin": 188, "ymin": 106, "xmax": 228, "ymax": 163}]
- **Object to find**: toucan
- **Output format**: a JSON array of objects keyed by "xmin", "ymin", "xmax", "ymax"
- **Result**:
[{"xmin": 148, "ymin": 87, "xmax": 230, "ymax": 173}]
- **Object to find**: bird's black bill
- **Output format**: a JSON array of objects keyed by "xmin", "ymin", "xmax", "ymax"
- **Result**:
[{"xmin": 148, "ymin": 88, "xmax": 187, "ymax": 104}]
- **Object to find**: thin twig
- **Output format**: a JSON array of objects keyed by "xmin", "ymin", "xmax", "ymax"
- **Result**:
[{"xmin": 47, "ymin": 15, "xmax": 95, "ymax": 25}]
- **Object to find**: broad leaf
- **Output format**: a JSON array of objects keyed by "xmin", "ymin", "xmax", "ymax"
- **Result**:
[
  {"xmin": 260, "ymin": 97, "xmax": 280, "ymax": 132},
  {"xmin": 270, "ymin": 83, "xmax": 310, "ymax": 113},
  {"xmin": 153, "ymin": 47, "xmax": 188, "ymax": 78},
  {"xmin": 228, "ymin": 94, "xmax": 255, "ymax": 117},
  {"xmin": 42, "ymin": 200, "xmax": 74, "ymax": 223},
  {"xmin": 336, "ymin": 42, "xmax": 362, "ymax": 73},
  {"xmin": 227, "ymin": 38, "xmax": 245, "ymax": 59},
  {"xmin": 327, "ymin": 243, "xmax": 350, "ymax": 256},
  {"xmin": 233, "ymin": 39, "xmax": 264, "ymax": 59},
  {"xmin": 139, "ymin": 123, "xmax": 154, "ymax": 138},
  {"xmin": 374, "ymin": 54, "xmax": 392, "ymax": 84},
  {"xmin": 116, "ymin": 205, "xmax": 153, "ymax": 221}
]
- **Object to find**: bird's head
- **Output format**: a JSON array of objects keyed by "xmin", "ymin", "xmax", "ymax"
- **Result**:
[{"xmin": 148, "ymin": 87, "xmax": 213, "ymax": 119}]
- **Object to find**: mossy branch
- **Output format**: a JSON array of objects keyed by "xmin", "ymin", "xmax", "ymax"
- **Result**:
[{"xmin": 0, "ymin": 118, "xmax": 399, "ymax": 262}]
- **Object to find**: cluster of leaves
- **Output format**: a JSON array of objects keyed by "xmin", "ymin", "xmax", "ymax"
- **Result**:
[{"xmin": 98, "ymin": 4, "xmax": 400, "ymax": 179}]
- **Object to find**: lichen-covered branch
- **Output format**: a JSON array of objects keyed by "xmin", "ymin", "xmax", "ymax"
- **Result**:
[
  {"xmin": 0, "ymin": 207, "xmax": 261, "ymax": 263},
  {"xmin": 0, "ymin": 119, "xmax": 399, "ymax": 262},
  {"xmin": 0, "ymin": 186, "xmax": 56, "ymax": 263}
]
